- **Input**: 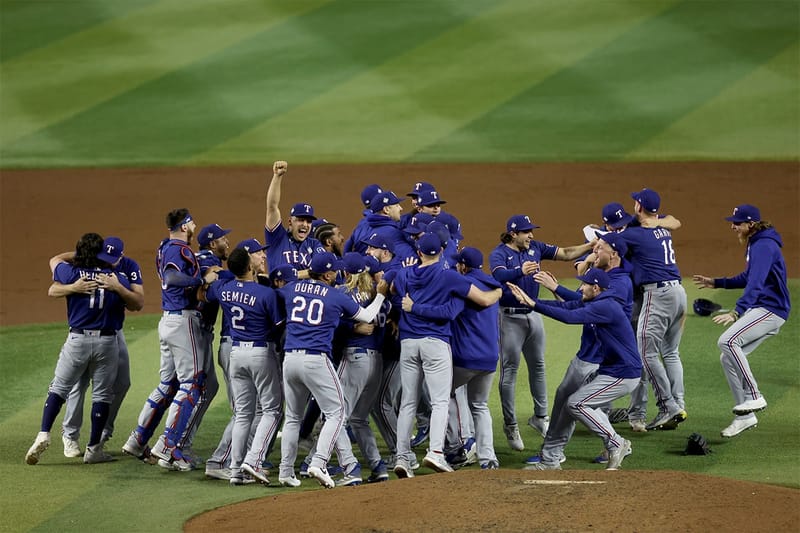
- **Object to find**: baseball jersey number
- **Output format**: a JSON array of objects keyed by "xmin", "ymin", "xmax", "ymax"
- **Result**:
[
  {"xmin": 89, "ymin": 288, "xmax": 106, "ymax": 309},
  {"xmin": 230, "ymin": 306, "xmax": 245, "ymax": 330},
  {"xmin": 290, "ymin": 296, "xmax": 324, "ymax": 325},
  {"xmin": 661, "ymin": 239, "xmax": 676, "ymax": 265}
]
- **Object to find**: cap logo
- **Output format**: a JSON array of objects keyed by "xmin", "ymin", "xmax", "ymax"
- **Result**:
[
  {"xmin": 106, "ymin": 244, "xmax": 115, "ymax": 254},
  {"xmin": 415, "ymin": 182, "xmax": 423, "ymax": 191}
]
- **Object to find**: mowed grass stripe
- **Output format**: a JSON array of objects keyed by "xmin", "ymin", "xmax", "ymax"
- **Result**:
[
  {"xmin": 194, "ymin": 0, "xmax": 676, "ymax": 165},
  {"xmin": 2, "ymin": 1, "xmax": 484, "ymax": 168},
  {"xmin": 413, "ymin": 0, "xmax": 799, "ymax": 162},
  {"xmin": 0, "ymin": 0, "xmax": 157, "ymax": 61},
  {"xmin": 627, "ymin": 43, "xmax": 800, "ymax": 160},
  {"xmin": 0, "ymin": 0, "xmax": 329, "ymax": 149}
]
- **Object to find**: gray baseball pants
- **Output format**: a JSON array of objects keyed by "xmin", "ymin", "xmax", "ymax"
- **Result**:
[{"xmin": 498, "ymin": 310, "xmax": 548, "ymax": 426}]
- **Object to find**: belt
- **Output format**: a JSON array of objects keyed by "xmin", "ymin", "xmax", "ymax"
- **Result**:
[
  {"xmin": 641, "ymin": 280, "xmax": 681, "ymax": 291},
  {"xmin": 70, "ymin": 328, "xmax": 116, "ymax": 337},
  {"xmin": 503, "ymin": 307, "xmax": 532, "ymax": 315},
  {"xmin": 286, "ymin": 349, "xmax": 327, "ymax": 357},
  {"xmin": 232, "ymin": 340, "xmax": 268, "ymax": 348},
  {"xmin": 163, "ymin": 309, "xmax": 199, "ymax": 316}
]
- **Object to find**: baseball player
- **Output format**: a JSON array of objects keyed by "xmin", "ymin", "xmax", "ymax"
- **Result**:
[
  {"xmin": 363, "ymin": 190, "xmax": 417, "ymax": 262},
  {"xmin": 278, "ymin": 252, "xmax": 388, "ymax": 489},
  {"xmin": 51, "ymin": 237, "xmax": 144, "ymax": 457},
  {"xmin": 26, "ymin": 233, "xmax": 136, "ymax": 465},
  {"xmin": 618, "ymin": 189, "xmax": 688, "ymax": 431},
  {"xmin": 490, "ymin": 214, "xmax": 594, "ymax": 450},
  {"xmin": 204, "ymin": 238, "xmax": 270, "ymax": 480},
  {"xmin": 123, "ymin": 209, "xmax": 218, "ymax": 471},
  {"xmin": 393, "ymin": 234, "xmax": 501, "ymax": 477},
  {"xmin": 523, "ymin": 232, "xmax": 633, "ymax": 467},
  {"xmin": 203, "ymin": 247, "xmax": 285, "ymax": 485},
  {"xmin": 178, "ymin": 223, "xmax": 232, "ymax": 463},
  {"xmin": 509, "ymin": 267, "xmax": 641, "ymax": 471},
  {"xmin": 692, "ymin": 205, "xmax": 790, "ymax": 437},
  {"xmin": 406, "ymin": 247, "xmax": 503, "ymax": 469},
  {"xmin": 344, "ymin": 184, "xmax": 383, "ymax": 254},
  {"xmin": 264, "ymin": 160, "xmax": 326, "ymax": 275}
]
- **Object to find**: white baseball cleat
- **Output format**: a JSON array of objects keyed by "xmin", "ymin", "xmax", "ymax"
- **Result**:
[
  {"xmin": 733, "ymin": 397, "xmax": 767, "ymax": 415},
  {"xmin": 422, "ymin": 451, "xmax": 454, "ymax": 473},
  {"xmin": 26, "ymin": 431, "xmax": 51, "ymax": 465},
  {"xmin": 721, "ymin": 415, "xmax": 758, "ymax": 438},
  {"xmin": 205, "ymin": 463, "xmax": 232, "ymax": 480},
  {"xmin": 307, "ymin": 465, "xmax": 335, "ymax": 489},
  {"xmin": 527, "ymin": 415, "xmax": 550, "ymax": 438},
  {"xmin": 84, "ymin": 444, "xmax": 116, "ymax": 464},
  {"xmin": 606, "ymin": 438, "xmax": 632, "ymax": 470},
  {"xmin": 278, "ymin": 475, "xmax": 302, "ymax": 487},
  {"xmin": 629, "ymin": 419, "xmax": 647, "ymax": 433},
  {"xmin": 62, "ymin": 435, "xmax": 83, "ymax": 458},
  {"xmin": 242, "ymin": 463, "xmax": 270, "ymax": 485},
  {"xmin": 503, "ymin": 423, "xmax": 524, "ymax": 451}
]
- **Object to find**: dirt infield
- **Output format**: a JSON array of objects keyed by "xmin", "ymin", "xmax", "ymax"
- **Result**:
[
  {"xmin": 1, "ymin": 161, "xmax": 797, "ymax": 326},
  {"xmin": 184, "ymin": 469, "xmax": 800, "ymax": 533}
]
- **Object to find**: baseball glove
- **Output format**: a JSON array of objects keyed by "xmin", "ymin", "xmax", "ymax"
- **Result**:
[
  {"xmin": 684, "ymin": 432, "xmax": 712, "ymax": 455},
  {"xmin": 693, "ymin": 298, "xmax": 722, "ymax": 316}
]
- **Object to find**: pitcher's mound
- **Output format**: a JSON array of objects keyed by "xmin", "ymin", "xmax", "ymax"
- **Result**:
[{"xmin": 186, "ymin": 469, "xmax": 799, "ymax": 532}]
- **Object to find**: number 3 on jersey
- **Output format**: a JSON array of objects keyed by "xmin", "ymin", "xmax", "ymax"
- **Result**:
[
  {"xmin": 661, "ymin": 239, "xmax": 676, "ymax": 265},
  {"xmin": 290, "ymin": 296, "xmax": 324, "ymax": 325}
]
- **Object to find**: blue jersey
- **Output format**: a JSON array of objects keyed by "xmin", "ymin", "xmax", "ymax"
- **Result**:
[
  {"xmin": 282, "ymin": 279, "xmax": 362, "ymax": 354},
  {"xmin": 618, "ymin": 226, "xmax": 681, "ymax": 287},
  {"xmin": 490, "ymin": 241, "xmax": 558, "ymax": 306},
  {"xmin": 196, "ymin": 249, "xmax": 224, "ymax": 329},
  {"xmin": 156, "ymin": 238, "xmax": 201, "ymax": 311},
  {"xmin": 451, "ymin": 270, "xmax": 501, "ymax": 371},
  {"xmin": 714, "ymin": 227, "xmax": 791, "ymax": 321},
  {"xmin": 393, "ymin": 261, "xmax": 472, "ymax": 342},
  {"xmin": 337, "ymin": 285, "xmax": 390, "ymax": 351},
  {"xmin": 55, "ymin": 263, "xmax": 130, "ymax": 330},
  {"xmin": 534, "ymin": 291, "xmax": 642, "ymax": 379},
  {"xmin": 365, "ymin": 215, "xmax": 417, "ymax": 261},
  {"xmin": 205, "ymin": 278, "xmax": 284, "ymax": 343},
  {"xmin": 344, "ymin": 210, "xmax": 373, "ymax": 254},
  {"xmin": 264, "ymin": 223, "xmax": 325, "ymax": 272}
]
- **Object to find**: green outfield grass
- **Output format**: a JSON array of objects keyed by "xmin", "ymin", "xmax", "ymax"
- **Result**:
[
  {"xmin": 1, "ymin": 0, "xmax": 797, "ymax": 167},
  {"xmin": 0, "ymin": 282, "xmax": 797, "ymax": 532}
]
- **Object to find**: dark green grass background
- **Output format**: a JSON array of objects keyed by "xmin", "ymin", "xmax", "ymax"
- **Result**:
[{"xmin": 1, "ymin": 1, "xmax": 798, "ymax": 531}]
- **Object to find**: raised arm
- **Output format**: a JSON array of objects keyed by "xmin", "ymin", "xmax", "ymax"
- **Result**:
[
  {"xmin": 554, "ymin": 241, "xmax": 595, "ymax": 262},
  {"xmin": 49, "ymin": 251, "xmax": 75, "ymax": 273},
  {"xmin": 265, "ymin": 160, "xmax": 288, "ymax": 230}
]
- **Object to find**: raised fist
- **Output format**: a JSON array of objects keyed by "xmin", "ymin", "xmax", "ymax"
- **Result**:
[{"xmin": 273, "ymin": 160, "xmax": 288, "ymax": 176}]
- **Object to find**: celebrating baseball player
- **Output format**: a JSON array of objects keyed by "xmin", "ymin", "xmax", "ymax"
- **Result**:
[
  {"xmin": 277, "ymin": 252, "xmax": 388, "ymax": 489},
  {"xmin": 203, "ymin": 247, "xmax": 285, "ymax": 485},
  {"xmin": 264, "ymin": 160, "xmax": 326, "ymax": 275},
  {"xmin": 509, "ymin": 267, "xmax": 642, "ymax": 471},
  {"xmin": 51, "ymin": 236, "xmax": 144, "ymax": 458},
  {"xmin": 490, "ymin": 214, "xmax": 594, "ymax": 451},
  {"xmin": 26, "ymin": 233, "xmax": 138, "ymax": 465},
  {"xmin": 692, "ymin": 204, "xmax": 791, "ymax": 437}
]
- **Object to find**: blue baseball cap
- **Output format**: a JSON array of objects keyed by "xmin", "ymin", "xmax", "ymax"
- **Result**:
[
  {"xmin": 309, "ymin": 252, "xmax": 343, "ymax": 274},
  {"xmin": 342, "ymin": 252, "xmax": 367, "ymax": 274},
  {"xmin": 370, "ymin": 191, "xmax": 403, "ymax": 213},
  {"xmin": 311, "ymin": 218, "xmax": 332, "ymax": 232},
  {"xmin": 426, "ymin": 220, "xmax": 450, "ymax": 246},
  {"xmin": 631, "ymin": 188, "xmax": 661, "ymax": 213},
  {"xmin": 362, "ymin": 231, "xmax": 395, "ymax": 253},
  {"xmin": 725, "ymin": 204, "xmax": 761, "ymax": 223},
  {"xmin": 97, "ymin": 236, "xmax": 124, "ymax": 264},
  {"xmin": 198, "ymin": 224, "xmax": 232, "ymax": 247},
  {"xmin": 506, "ymin": 214, "xmax": 539, "ymax": 233},
  {"xmin": 417, "ymin": 189, "xmax": 447, "ymax": 207},
  {"xmin": 597, "ymin": 231, "xmax": 628, "ymax": 256},
  {"xmin": 416, "ymin": 233, "xmax": 443, "ymax": 256},
  {"xmin": 576, "ymin": 268, "xmax": 611, "ymax": 289},
  {"xmin": 290, "ymin": 203, "xmax": 317, "ymax": 220},
  {"xmin": 601, "ymin": 202, "xmax": 635, "ymax": 230},
  {"xmin": 406, "ymin": 181, "xmax": 435, "ymax": 198},
  {"xmin": 270, "ymin": 264, "xmax": 298, "ymax": 284},
  {"xmin": 456, "ymin": 247, "xmax": 483, "ymax": 269},
  {"xmin": 360, "ymin": 184, "xmax": 383, "ymax": 207},
  {"xmin": 236, "ymin": 238, "xmax": 267, "ymax": 253},
  {"xmin": 437, "ymin": 212, "xmax": 464, "ymax": 241},
  {"xmin": 403, "ymin": 213, "xmax": 435, "ymax": 235}
]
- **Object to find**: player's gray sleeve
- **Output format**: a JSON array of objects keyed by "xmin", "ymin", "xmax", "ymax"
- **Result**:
[{"xmin": 353, "ymin": 294, "xmax": 386, "ymax": 323}]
